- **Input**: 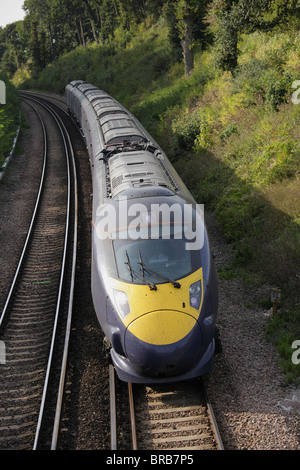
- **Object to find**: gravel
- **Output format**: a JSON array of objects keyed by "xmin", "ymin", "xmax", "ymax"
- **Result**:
[
  {"xmin": 204, "ymin": 212, "xmax": 300, "ymax": 450},
  {"xmin": 0, "ymin": 102, "xmax": 43, "ymax": 312}
]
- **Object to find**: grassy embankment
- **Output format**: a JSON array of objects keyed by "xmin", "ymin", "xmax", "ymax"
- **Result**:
[
  {"xmin": 20, "ymin": 20, "xmax": 300, "ymax": 383},
  {"xmin": 0, "ymin": 72, "xmax": 20, "ymax": 168}
]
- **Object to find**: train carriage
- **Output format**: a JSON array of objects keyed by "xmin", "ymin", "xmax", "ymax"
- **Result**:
[{"xmin": 66, "ymin": 80, "xmax": 218, "ymax": 383}]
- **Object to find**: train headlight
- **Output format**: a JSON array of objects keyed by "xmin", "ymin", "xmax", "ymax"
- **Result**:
[
  {"xmin": 189, "ymin": 280, "xmax": 202, "ymax": 310},
  {"xmin": 113, "ymin": 289, "xmax": 130, "ymax": 319}
]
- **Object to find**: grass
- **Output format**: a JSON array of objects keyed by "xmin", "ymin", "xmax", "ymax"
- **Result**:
[
  {"xmin": 266, "ymin": 306, "xmax": 300, "ymax": 384},
  {"xmin": 0, "ymin": 73, "xmax": 20, "ymax": 167}
]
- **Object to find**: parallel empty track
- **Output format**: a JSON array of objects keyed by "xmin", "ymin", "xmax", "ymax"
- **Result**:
[{"xmin": 0, "ymin": 95, "xmax": 77, "ymax": 450}]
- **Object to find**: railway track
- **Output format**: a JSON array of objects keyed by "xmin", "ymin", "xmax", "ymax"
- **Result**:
[
  {"xmin": 0, "ymin": 94, "xmax": 78, "ymax": 450},
  {"xmin": 0, "ymin": 90, "xmax": 224, "ymax": 452},
  {"xmin": 110, "ymin": 365, "xmax": 224, "ymax": 451}
]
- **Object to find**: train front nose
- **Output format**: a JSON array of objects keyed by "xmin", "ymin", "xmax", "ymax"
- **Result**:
[{"xmin": 124, "ymin": 310, "xmax": 202, "ymax": 378}]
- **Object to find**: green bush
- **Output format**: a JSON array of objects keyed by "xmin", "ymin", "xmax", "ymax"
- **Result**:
[
  {"xmin": 219, "ymin": 122, "xmax": 238, "ymax": 141},
  {"xmin": 266, "ymin": 307, "xmax": 300, "ymax": 384},
  {"xmin": 263, "ymin": 69, "xmax": 292, "ymax": 111},
  {"xmin": 0, "ymin": 73, "xmax": 20, "ymax": 166},
  {"xmin": 232, "ymin": 58, "xmax": 294, "ymax": 110},
  {"xmin": 171, "ymin": 108, "xmax": 204, "ymax": 149},
  {"xmin": 263, "ymin": 140, "xmax": 299, "ymax": 182}
]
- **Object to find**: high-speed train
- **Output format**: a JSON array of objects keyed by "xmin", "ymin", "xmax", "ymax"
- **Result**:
[{"xmin": 65, "ymin": 80, "xmax": 218, "ymax": 383}]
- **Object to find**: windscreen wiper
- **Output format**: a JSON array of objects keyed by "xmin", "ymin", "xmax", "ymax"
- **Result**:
[
  {"xmin": 138, "ymin": 251, "xmax": 181, "ymax": 289},
  {"xmin": 125, "ymin": 251, "xmax": 157, "ymax": 291}
]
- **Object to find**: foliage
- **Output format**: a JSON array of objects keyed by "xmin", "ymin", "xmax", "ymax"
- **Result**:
[
  {"xmin": 172, "ymin": 107, "xmax": 213, "ymax": 150},
  {"xmin": 1, "ymin": 0, "xmax": 299, "ymax": 80},
  {"xmin": 211, "ymin": 0, "xmax": 299, "ymax": 73},
  {"xmin": 232, "ymin": 58, "xmax": 295, "ymax": 110},
  {"xmin": 0, "ymin": 0, "xmax": 165, "ymax": 77},
  {"xmin": 169, "ymin": 0, "xmax": 211, "ymax": 74},
  {"xmin": 167, "ymin": 29, "xmax": 300, "ymax": 303},
  {"xmin": 266, "ymin": 306, "xmax": 300, "ymax": 384},
  {"xmin": 0, "ymin": 73, "xmax": 20, "ymax": 166},
  {"xmin": 20, "ymin": 21, "xmax": 177, "ymax": 99},
  {"xmin": 0, "ymin": 21, "xmax": 29, "ymax": 76}
]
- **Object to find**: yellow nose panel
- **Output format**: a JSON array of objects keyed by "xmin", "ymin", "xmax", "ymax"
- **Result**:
[{"xmin": 127, "ymin": 310, "xmax": 197, "ymax": 345}]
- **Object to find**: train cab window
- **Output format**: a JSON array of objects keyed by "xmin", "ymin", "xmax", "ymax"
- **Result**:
[{"xmin": 113, "ymin": 237, "xmax": 192, "ymax": 284}]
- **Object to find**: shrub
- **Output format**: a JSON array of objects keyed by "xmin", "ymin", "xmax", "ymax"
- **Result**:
[
  {"xmin": 264, "ymin": 218, "xmax": 300, "ymax": 292},
  {"xmin": 172, "ymin": 108, "xmax": 203, "ymax": 149},
  {"xmin": 232, "ymin": 59, "xmax": 293, "ymax": 110},
  {"xmin": 171, "ymin": 107, "xmax": 213, "ymax": 151},
  {"xmin": 0, "ymin": 73, "xmax": 20, "ymax": 166},
  {"xmin": 263, "ymin": 69, "xmax": 292, "ymax": 111},
  {"xmin": 219, "ymin": 122, "xmax": 238, "ymax": 141},
  {"xmin": 266, "ymin": 307, "xmax": 300, "ymax": 384}
]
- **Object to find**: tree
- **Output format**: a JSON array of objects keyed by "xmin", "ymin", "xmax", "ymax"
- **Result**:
[
  {"xmin": 29, "ymin": 19, "xmax": 42, "ymax": 74},
  {"xmin": 0, "ymin": 21, "xmax": 28, "ymax": 76},
  {"xmin": 213, "ymin": 0, "xmax": 299, "ymax": 74},
  {"xmin": 24, "ymin": 0, "xmax": 55, "ymax": 59},
  {"xmin": 169, "ymin": 0, "xmax": 210, "ymax": 76}
]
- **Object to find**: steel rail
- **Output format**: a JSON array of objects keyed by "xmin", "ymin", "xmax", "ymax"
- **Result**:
[
  {"xmin": 128, "ymin": 382, "xmax": 138, "ymax": 450},
  {"xmin": 20, "ymin": 92, "xmax": 78, "ymax": 449},
  {"xmin": 30, "ymin": 96, "xmax": 71, "ymax": 450},
  {"xmin": 20, "ymin": 94, "xmax": 77, "ymax": 450},
  {"xmin": 109, "ymin": 365, "xmax": 118, "ymax": 450},
  {"xmin": 201, "ymin": 379, "xmax": 224, "ymax": 450},
  {"xmin": 50, "ymin": 105, "xmax": 78, "ymax": 451},
  {"xmin": 109, "ymin": 368, "xmax": 138, "ymax": 450},
  {"xmin": 0, "ymin": 102, "xmax": 47, "ymax": 330}
]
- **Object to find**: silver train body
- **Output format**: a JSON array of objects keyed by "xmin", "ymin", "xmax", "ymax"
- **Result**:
[{"xmin": 65, "ymin": 80, "xmax": 218, "ymax": 383}]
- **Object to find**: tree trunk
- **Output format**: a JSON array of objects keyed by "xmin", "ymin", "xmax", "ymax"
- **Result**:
[
  {"xmin": 48, "ymin": 24, "xmax": 55, "ymax": 60},
  {"xmin": 181, "ymin": 14, "xmax": 194, "ymax": 76},
  {"xmin": 90, "ymin": 20, "xmax": 99, "ymax": 44},
  {"xmin": 74, "ymin": 18, "xmax": 82, "ymax": 46},
  {"xmin": 79, "ymin": 19, "xmax": 86, "ymax": 48}
]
